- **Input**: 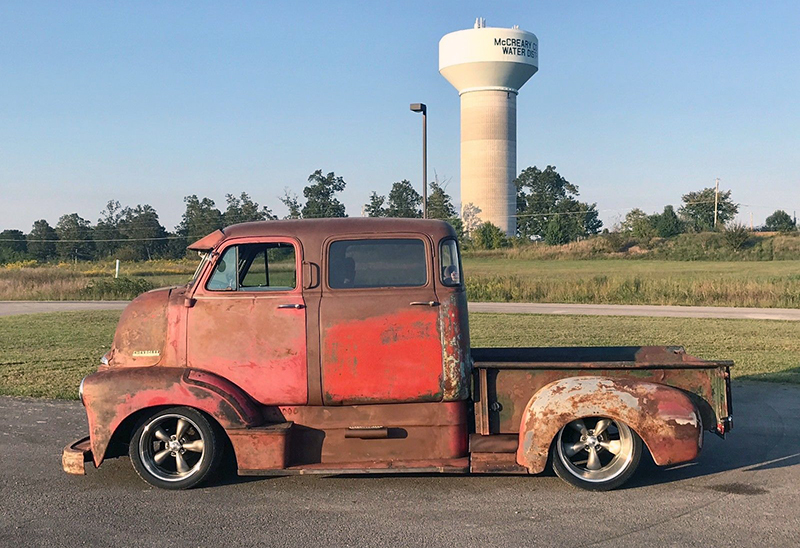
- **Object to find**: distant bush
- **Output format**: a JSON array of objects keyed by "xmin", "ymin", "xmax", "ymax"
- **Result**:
[
  {"xmin": 461, "ymin": 231, "xmax": 800, "ymax": 262},
  {"xmin": 80, "ymin": 277, "xmax": 155, "ymax": 300},
  {"xmin": 724, "ymin": 224, "xmax": 750, "ymax": 251}
]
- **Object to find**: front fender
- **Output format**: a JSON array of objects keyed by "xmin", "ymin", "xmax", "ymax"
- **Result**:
[
  {"xmin": 517, "ymin": 376, "xmax": 702, "ymax": 474},
  {"xmin": 81, "ymin": 367, "xmax": 263, "ymax": 467}
]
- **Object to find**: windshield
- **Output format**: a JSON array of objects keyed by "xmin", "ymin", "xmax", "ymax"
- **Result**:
[{"xmin": 188, "ymin": 252, "xmax": 210, "ymax": 287}]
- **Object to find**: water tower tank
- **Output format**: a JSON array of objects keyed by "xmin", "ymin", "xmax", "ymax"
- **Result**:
[{"xmin": 439, "ymin": 19, "xmax": 538, "ymax": 235}]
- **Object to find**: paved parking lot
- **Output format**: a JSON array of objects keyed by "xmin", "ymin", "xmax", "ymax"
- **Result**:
[{"xmin": 1, "ymin": 380, "xmax": 798, "ymax": 547}]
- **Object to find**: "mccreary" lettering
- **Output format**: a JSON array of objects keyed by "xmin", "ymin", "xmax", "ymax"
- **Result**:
[{"xmin": 494, "ymin": 37, "xmax": 533, "ymax": 49}]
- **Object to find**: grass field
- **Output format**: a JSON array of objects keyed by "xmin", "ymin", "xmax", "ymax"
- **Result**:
[
  {"xmin": 0, "ymin": 310, "xmax": 797, "ymax": 400},
  {"xmin": 3, "ymin": 257, "xmax": 800, "ymax": 308},
  {"xmin": 463, "ymin": 258, "xmax": 800, "ymax": 308}
]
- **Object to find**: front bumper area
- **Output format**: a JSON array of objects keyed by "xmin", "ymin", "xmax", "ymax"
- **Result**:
[{"xmin": 62, "ymin": 436, "xmax": 93, "ymax": 475}]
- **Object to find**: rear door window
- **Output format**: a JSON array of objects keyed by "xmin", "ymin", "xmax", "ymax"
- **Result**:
[{"xmin": 328, "ymin": 239, "xmax": 427, "ymax": 289}]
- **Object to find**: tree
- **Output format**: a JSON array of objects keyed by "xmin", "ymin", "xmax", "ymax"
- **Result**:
[
  {"xmin": 764, "ymin": 210, "xmax": 796, "ymax": 233},
  {"xmin": 621, "ymin": 208, "xmax": 656, "ymax": 240},
  {"xmin": 461, "ymin": 203, "xmax": 483, "ymax": 237},
  {"xmin": 426, "ymin": 179, "xmax": 456, "ymax": 220},
  {"xmin": 364, "ymin": 192, "xmax": 387, "ymax": 217},
  {"xmin": 302, "ymin": 170, "xmax": 347, "ymax": 218},
  {"xmin": 544, "ymin": 215, "xmax": 571, "ymax": 246},
  {"xmin": 118, "ymin": 205, "xmax": 168, "ymax": 260},
  {"xmin": 177, "ymin": 195, "xmax": 224, "ymax": 244},
  {"xmin": 27, "ymin": 220, "xmax": 57, "ymax": 261},
  {"xmin": 223, "ymin": 193, "xmax": 276, "ymax": 226},
  {"xmin": 95, "ymin": 200, "xmax": 125, "ymax": 258},
  {"xmin": 653, "ymin": 205, "xmax": 684, "ymax": 238},
  {"xmin": 472, "ymin": 222, "xmax": 508, "ymax": 249},
  {"xmin": 280, "ymin": 190, "xmax": 302, "ymax": 219},
  {"xmin": 515, "ymin": 165, "xmax": 602, "ymax": 241},
  {"xmin": 679, "ymin": 187, "xmax": 738, "ymax": 231},
  {"xmin": 0, "ymin": 229, "xmax": 27, "ymax": 262},
  {"xmin": 386, "ymin": 180, "xmax": 421, "ymax": 218},
  {"xmin": 55, "ymin": 213, "xmax": 95, "ymax": 261}
]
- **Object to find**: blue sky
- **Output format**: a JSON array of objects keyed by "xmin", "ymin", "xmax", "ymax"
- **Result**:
[{"xmin": 1, "ymin": 1, "xmax": 798, "ymax": 232}]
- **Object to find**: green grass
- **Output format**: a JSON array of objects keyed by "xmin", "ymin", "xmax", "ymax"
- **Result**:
[
  {"xmin": 0, "ymin": 310, "xmax": 121, "ymax": 399},
  {"xmin": 471, "ymin": 313, "xmax": 800, "ymax": 383},
  {"xmin": 0, "ymin": 310, "xmax": 797, "ymax": 400},
  {"xmin": 463, "ymin": 258, "xmax": 800, "ymax": 308}
]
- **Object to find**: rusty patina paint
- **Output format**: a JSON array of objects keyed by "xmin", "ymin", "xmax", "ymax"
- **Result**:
[
  {"xmin": 321, "ymin": 309, "xmax": 445, "ymax": 404},
  {"xmin": 516, "ymin": 376, "xmax": 702, "ymax": 474},
  {"xmin": 110, "ymin": 288, "xmax": 170, "ymax": 367},
  {"xmin": 274, "ymin": 401, "xmax": 468, "ymax": 465},
  {"xmin": 228, "ymin": 423, "xmax": 291, "ymax": 471},
  {"xmin": 186, "ymin": 235, "xmax": 309, "ymax": 406},
  {"xmin": 491, "ymin": 366, "xmax": 721, "ymax": 435},
  {"xmin": 438, "ymin": 291, "xmax": 472, "ymax": 401},
  {"xmin": 81, "ymin": 367, "xmax": 262, "ymax": 467}
]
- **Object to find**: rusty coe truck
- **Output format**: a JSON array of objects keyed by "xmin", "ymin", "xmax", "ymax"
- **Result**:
[{"xmin": 63, "ymin": 218, "xmax": 733, "ymax": 491}]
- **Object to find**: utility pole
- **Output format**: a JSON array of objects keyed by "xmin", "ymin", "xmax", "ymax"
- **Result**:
[
  {"xmin": 750, "ymin": 211, "xmax": 754, "ymax": 231},
  {"xmin": 713, "ymin": 177, "xmax": 720, "ymax": 228}
]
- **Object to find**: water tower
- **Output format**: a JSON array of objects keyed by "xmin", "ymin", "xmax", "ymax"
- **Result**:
[{"xmin": 439, "ymin": 18, "xmax": 538, "ymax": 235}]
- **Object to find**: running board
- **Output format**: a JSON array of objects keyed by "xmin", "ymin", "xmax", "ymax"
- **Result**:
[{"xmin": 239, "ymin": 457, "xmax": 469, "ymax": 476}]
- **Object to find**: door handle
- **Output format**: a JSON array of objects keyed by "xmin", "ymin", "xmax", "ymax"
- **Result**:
[
  {"xmin": 345, "ymin": 427, "xmax": 389, "ymax": 439},
  {"xmin": 410, "ymin": 301, "xmax": 440, "ymax": 307},
  {"xmin": 277, "ymin": 304, "xmax": 305, "ymax": 309}
]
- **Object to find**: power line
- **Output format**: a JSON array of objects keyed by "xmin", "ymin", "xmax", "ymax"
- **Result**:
[{"xmin": 1, "ymin": 236, "xmax": 185, "ymax": 243}]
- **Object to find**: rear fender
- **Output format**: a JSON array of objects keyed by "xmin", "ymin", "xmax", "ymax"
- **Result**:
[
  {"xmin": 517, "ymin": 376, "xmax": 702, "ymax": 473},
  {"xmin": 81, "ymin": 367, "xmax": 262, "ymax": 467}
]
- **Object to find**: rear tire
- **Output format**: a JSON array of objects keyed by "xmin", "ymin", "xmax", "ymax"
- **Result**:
[
  {"xmin": 551, "ymin": 416, "xmax": 642, "ymax": 491},
  {"xmin": 129, "ymin": 407, "xmax": 222, "ymax": 490}
]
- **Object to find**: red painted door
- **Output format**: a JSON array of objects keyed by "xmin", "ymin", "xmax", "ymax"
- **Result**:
[
  {"xmin": 187, "ymin": 239, "xmax": 308, "ymax": 405},
  {"xmin": 319, "ymin": 236, "xmax": 445, "ymax": 404}
]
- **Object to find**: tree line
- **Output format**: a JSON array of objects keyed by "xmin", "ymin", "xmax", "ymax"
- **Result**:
[{"xmin": 1, "ymin": 165, "xmax": 796, "ymax": 263}]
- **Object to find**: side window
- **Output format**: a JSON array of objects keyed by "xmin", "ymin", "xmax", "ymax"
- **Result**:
[
  {"xmin": 329, "ymin": 239, "xmax": 427, "ymax": 289},
  {"xmin": 440, "ymin": 239, "xmax": 462, "ymax": 287},
  {"xmin": 207, "ymin": 243, "xmax": 296, "ymax": 291}
]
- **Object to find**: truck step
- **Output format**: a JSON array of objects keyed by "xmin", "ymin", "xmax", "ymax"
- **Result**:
[
  {"xmin": 470, "ymin": 452, "xmax": 528, "ymax": 474},
  {"xmin": 228, "ymin": 422, "xmax": 293, "ymax": 471},
  {"xmin": 469, "ymin": 433, "xmax": 518, "ymax": 453},
  {"xmin": 238, "ymin": 457, "xmax": 470, "ymax": 476}
]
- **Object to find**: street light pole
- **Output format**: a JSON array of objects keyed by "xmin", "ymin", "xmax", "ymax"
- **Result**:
[{"xmin": 410, "ymin": 103, "xmax": 427, "ymax": 219}]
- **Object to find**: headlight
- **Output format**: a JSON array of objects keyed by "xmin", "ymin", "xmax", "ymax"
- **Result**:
[{"xmin": 78, "ymin": 376, "xmax": 86, "ymax": 406}]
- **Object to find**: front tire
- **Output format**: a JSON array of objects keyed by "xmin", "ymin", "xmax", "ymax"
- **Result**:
[
  {"xmin": 552, "ymin": 416, "xmax": 642, "ymax": 491},
  {"xmin": 129, "ymin": 407, "xmax": 222, "ymax": 490}
]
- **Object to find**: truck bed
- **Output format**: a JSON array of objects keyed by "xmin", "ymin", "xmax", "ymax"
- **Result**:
[{"xmin": 471, "ymin": 345, "xmax": 733, "ymax": 437}]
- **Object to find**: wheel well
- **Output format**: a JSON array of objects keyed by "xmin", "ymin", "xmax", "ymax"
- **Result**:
[{"xmin": 106, "ymin": 405, "xmax": 233, "ymax": 461}]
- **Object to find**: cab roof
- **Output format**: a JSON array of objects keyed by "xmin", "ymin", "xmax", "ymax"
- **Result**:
[{"xmin": 188, "ymin": 218, "xmax": 457, "ymax": 252}]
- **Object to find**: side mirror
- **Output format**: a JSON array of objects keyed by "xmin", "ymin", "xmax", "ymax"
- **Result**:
[{"xmin": 303, "ymin": 262, "xmax": 320, "ymax": 289}]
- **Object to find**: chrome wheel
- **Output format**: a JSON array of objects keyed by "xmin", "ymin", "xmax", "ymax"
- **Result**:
[
  {"xmin": 553, "ymin": 416, "xmax": 642, "ymax": 491},
  {"xmin": 130, "ymin": 407, "xmax": 221, "ymax": 489},
  {"xmin": 139, "ymin": 414, "xmax": 205, "ymax": 481}
]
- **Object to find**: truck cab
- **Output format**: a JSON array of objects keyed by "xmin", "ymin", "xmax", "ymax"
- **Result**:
[{"xmin": 65, "ymin": 218, "xmax": 733, "ymax": 491}]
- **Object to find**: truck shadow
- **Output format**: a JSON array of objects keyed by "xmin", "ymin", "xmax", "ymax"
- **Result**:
[
  {"xmin": 627, "ymin": 380, "xmax": 800, "ymax": 489},
  {"xmin": 211, "ymin": 380, "xmax": 798, "ymax": 490}
]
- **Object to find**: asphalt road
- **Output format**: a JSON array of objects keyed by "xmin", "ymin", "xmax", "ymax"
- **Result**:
[
  {"xmin": 469, "ymin": 302, "xmax": 800, "ymax": 321},
  {"xmin": 2, "ymin": 300, "xmax": 800, "ymax": 320},
  {"xmin": 1, "ymin": 381, "xmax": 798, "ymax": 547},
  {"xmin": 0, "ymin": 301, "xmax": 129, "ymax": 317}
]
